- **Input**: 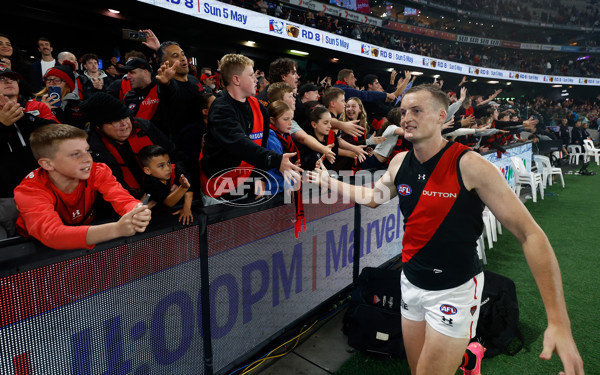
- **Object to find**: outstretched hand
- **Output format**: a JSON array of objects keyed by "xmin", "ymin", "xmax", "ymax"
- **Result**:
[
  {"xmin": 307, "ymin": 154, "xmax": 330, "ymax": 188},
  {"xmin": 539, "ymin": 324, "xmax": 584, "ymax": 375},
  {"xmin": 156, "ymin": 60, "xmax": 180, "ymax": 84},
  {"xmin": 339, "ymin": 120, "xmax": 364, "ymax": 137},
  {"xmin": 323, "ymin": 143, "xmax": 336, "ymax": 163},
  {"xmin": 280, "ymin": 152, "xmax": 303, "ymax": 185}
]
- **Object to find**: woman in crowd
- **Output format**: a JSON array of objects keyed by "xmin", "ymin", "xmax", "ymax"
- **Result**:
[
  {"xmin": 338, "ymin": 97, "xmax": 386, "ymax": 172},
  {"xmin": 34, "ymin": 62, "xmax": 84, "ymax": 127}
]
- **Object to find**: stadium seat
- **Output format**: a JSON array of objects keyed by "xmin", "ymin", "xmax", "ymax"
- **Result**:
[
  {"xmin": 583, "ymin": 139, "xmax": 600, "ymax": 166},
  {"xmin": 533, "ymin": 155, "xmax": 565, "ymax": 188},
  {"xmin": 567, "ymin": 145, "xmax": 584, "ymax": 165},
  {"xmin": 511, "ymin": 156, "xmax": 544, "ymax": 202}
]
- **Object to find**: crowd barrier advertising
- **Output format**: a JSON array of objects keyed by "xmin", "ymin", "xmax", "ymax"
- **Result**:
[
  {"xmin": 138, "ymin": 0, "xmax": 600, "ymax": 86},
  {"xmin": 206, "ymin": 194, "xmax": 402, "ymax": 373},
  {"xmin": 0, "ymin": 191, "xmax": 403, "ymax": 374},
  {"xmin": 482, "ymin": 142, "xmax": 533, "ymax": 188},
  {"xmin": 0, "ymin": 227, "xmax": 203, "ymax": 374}
]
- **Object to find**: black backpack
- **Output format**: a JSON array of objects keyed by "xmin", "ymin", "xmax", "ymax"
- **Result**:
[
  {"xmin": 472, "ymin": 270, "xmax": 524, "ymax": 358},
  {"xmin": 342, "ymin": 267, "xmax": 405, "ymax": 358}
]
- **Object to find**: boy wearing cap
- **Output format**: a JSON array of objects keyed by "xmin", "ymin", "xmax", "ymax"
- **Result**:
[{"xmin": 14, "ymin": 124, "xmax": 151, "ymax": 250}]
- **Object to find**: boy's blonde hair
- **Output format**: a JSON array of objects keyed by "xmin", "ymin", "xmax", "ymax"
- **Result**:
[
  {"xmin": 220, "ymin": 53, "xmax": 254, "ymax": 87},
  {"xmin": 321, "ymin": 87, "xmax": 344, "ymax": 109},
  {"xmin": 267, "ymin": 82, "xmax": 293, "ymax": 103},
  {"xmin": 30, "ymin": 124, "xmax": 87, "ymax": 160}
]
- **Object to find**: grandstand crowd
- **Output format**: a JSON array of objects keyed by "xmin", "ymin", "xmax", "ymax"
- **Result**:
[
  {"xmin": 428, "ymin": 0, "xmax": 600, "ymax": 28},
  {"xmin": 1, "ymin": 1, "xmax": 600, "ymax": 246},
  {"xmin": 225, "ymin": 0, "xmax": 600, "ymax": 78}
]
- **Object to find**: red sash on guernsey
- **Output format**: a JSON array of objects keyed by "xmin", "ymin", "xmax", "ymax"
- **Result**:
[
  {"xmin": 402, "ymin": 142, "xmax": 469, "ymax": 263},
  {"xmin": 270, "ymin": 125, "xmax": 306, "ymax": 238},
  {"xmin": 76, "ymin": 77, "xmax": 84, "ymax": 100},
  {"xmin": 326, "ymin": 130, "xmax": 336, "ymax": 145},
  {"xmin": 199, "ymin": 96, "xmax": 264, "ymax": 198},
  {"xmin": 169, "ymin": 164, "xmax": 176, "ymax": 187},
  {"xmin": 98, "ymin": 127, "xmax": 154, "ymax": 191},
  {"xmin": 351, "ymin": 131, "xmax": 367, "ymax": 173},
  {"xmin": 135, "ymin": 85, "xmax": 160, "ymax": 121},
  {"xmin": 465, "ymin": 106, "xmax": 474, "ymax": 117},
  {"xmin": 119, "ymin": 78, "xmax": 132, "ymax": 102},
  {"xmin": 371, "ymin": 118, "xmax": 385, "ymax": 131}
]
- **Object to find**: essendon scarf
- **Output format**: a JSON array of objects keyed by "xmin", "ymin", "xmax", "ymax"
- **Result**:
[{"xmin": 270, "ymin": 125, "xmax": 306, "ymax": 238}]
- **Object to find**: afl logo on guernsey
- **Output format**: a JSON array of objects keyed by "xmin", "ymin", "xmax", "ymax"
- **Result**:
[
  {"xmin": 397, "ymin": 184, "xmax": 412, "ymax": 196},
  {"xmin": 440, "ymin": 304, "xmax": 458, "ymax": 315}
]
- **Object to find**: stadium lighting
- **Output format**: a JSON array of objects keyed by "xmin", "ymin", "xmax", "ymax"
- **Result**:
[
  {"xmin": 247, "ymin": 41, "xmax": 255, "ymax": 45},
  {"xmin": 411, "ymin": 71, "xmax": 424, "ymax": 76},
  {"xmin": 289, "ymin": 50, "xmax": 309, "ymax": 56},
  {"xmin": 487, "ymin": 80, "xmax": 499, "ymax": 84},
  {"xmin": 108, "ymin": 9, "xmax": 120, "ymax": 14},
  {"xmin": 433, "ymin": 74, "xmax": 440, "ymax": 78},
  {"xmin": 506, "ymin": 82, "xmax": 511, "ymax": 85},
  {"xmin": 551, "ymin": 84, "xmax": 562, "ymax": 88}
]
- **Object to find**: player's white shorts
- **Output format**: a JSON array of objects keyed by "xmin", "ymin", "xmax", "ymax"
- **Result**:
[{"xmin": 400, "ymin": 271, "xmax": 484, "ymax": 339}]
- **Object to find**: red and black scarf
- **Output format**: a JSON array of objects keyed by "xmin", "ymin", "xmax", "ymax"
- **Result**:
[{"xmin": 270, "ymin": 125, "xmax": 306, "ymax": 238}]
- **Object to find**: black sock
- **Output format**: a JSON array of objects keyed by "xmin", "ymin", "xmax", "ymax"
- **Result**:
[{"xmin": 460, "ymin": 348, "xmax": 477, "ymax": 370}]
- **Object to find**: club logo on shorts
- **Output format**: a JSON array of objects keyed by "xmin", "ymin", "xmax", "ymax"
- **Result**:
[
  {"xmin": 440, "ymin": 304, "xmax": 458, "ymax": 315},
  {"xmin": 470, "ymin": 305, "xmax": 477, "ymax": 316},
  {"xmin": 400, "ymin": 298, "xmax": 408, "ymax": 310},
  {"xmin": 397, "ymin": 184, "xmax": 412, "ymax": 196}
]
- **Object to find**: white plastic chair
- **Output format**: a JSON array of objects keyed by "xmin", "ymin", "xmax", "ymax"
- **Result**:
[
  {"xmin": 476, "ymin": 235, "xmax": 487, "ymax": 265},
  {"xmin": 533, "ymin": 155, "xmax": 565, "ymax": 188},
  {"xmin": 583, "ymin": 139, "xmax": 600, "ymax": 166},
  {"xmin": 567, "ymin": 145, "xmax": 584, "ymax": 165},
  {"xmin": 510, "ymin": 156, "xmax": 544, "ymax": 202},
  {"xmin": 482, "ymin": 207, "xmax": 496, "ymax": 249}
]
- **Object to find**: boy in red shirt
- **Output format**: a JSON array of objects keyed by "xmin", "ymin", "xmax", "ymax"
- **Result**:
[{"xmin": 14, "ymin": 124, "xmax": 151, "ymax": 250}]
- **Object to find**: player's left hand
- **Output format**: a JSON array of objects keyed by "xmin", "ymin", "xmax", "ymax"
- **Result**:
[{"xmin": 539, "ymin": 324, "xmax": 584, "ymax": 375}]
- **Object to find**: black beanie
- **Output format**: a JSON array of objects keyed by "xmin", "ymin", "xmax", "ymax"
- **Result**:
[{"xmin": 79, "ymin": 92, "xmax": 134, "ymax": 127}]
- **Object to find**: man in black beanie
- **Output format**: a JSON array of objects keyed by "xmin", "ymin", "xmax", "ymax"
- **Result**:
[{"xmin": 80, "ymin": 92, "xmax": 174, "ymax": 198}]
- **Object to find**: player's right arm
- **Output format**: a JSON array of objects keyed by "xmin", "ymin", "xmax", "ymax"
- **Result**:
[{"xmin": 307, "ymin": 151, "xmax": 406, "ymax": 207}]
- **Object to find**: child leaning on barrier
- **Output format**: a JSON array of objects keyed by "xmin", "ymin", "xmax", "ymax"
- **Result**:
[
  {"xmin": 14, "ymin": 124, "xmax": 151, "ymax": 250},
  {"xmin": 265, "ymin": 100, "xmax": 300, "ymax": 194},
  {"xmin": 265, "ymin": 100, "xmax": 306, "ymax": 237},
  {"xmin": 138, "ymin": 145, "xmax": 193, "ymax": 225}
]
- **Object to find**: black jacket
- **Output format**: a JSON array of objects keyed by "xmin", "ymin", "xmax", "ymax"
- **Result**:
[
  {"xmin": 1, "ymin": 98, "xmax": 58, "ymax": 197},
  {"xmin": 87, "ymin": 117, "xmax": 174, "ymax": 196},
  {"xmin": 201, "ymin": 90, "xmax": 282, "ymax": 178}
]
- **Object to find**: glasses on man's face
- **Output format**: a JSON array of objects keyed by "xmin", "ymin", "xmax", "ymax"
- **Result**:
[
  {"xmin": 108, "ymin": 118, "xmax": 129, "ymax": 128},
  {"xmin": 0, "ymin": 76, "xmax": 17, "ymax": 83},
  {"xmin": 45, "ymin": 77, "xmax": 64, "ymax": 85}
]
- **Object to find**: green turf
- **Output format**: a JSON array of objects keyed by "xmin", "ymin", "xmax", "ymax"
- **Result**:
[{"xmin": 335, "ymin": 163, "xmax": 600, "ymax": 375}]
